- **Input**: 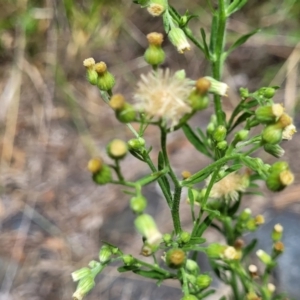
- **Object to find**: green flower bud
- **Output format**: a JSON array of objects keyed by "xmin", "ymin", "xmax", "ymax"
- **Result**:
[
  {"xmin": 255, "ymin": 104, "xmax": 284, "ymax": 123},
  {"xmin": 246, "ymin": 218, "xmax": 257, "ymax": 231},
  {"xmin": 83, "ymin": 58, "xmax": 98, "ymax": 85},
  {"xmin": 144, "ymin": 32, "xmax": 165, "ymax": 66},
  {"xmin": 264, "ymin": 143, "xmax": 285, "ymax": 158},
  {"xmin": 147, "ymin": 0, "xmax": 166, "ymax": 16},
  {"xmin": 134, "ymin": 214, "xmax": 162, "ymax": 245},
  {"xmin": 213, "ymin": 125, "xmax": 227, "ymax": 142},
  {"xmin": 92, "ymin": 165, "xmax": 112, "ymax": 185},
  {"xmin": 185, "ymin": 259, "xmax": 199, "ymax": 272},
  {"xmin": 270, "ymin": 161, "xmax": 289, "ymax": 173},
  {"xmin": 163, "ymin": 233, "xmax": 172, "ymax": 244},
  {"xmin": 130, "ymin": 195, "xmax": 147, "ymax": 213},
  {"xmin": 179, "ymin": 231, "xmax": 191, "ymax": 244},
  {"xmin": 256, "ymin": 249, "xmax": 273, "ymax": 266},
  {"xmin": 181, "ymin": 295, "xmax": 198, "ymax": 300},
  {"xmin": 107, "ymin": 139, "xmax": 128, "ymax": 160},
  {"xmin": 239, "ymin": 87, "xmax": 249, "ymax": 98},
  {"xmin": 188, "ymin": 91, "xmax": 209, "ymax": 110},
  {"xmin": 168, "ymin": 27, "xmax": 191, "ymax": 54},
  {"xmin": 73, "ymin": 275, "xmax": 95, "ymax": 300},
  {"xmin": 166, "ymin": 248, "xmax": 186, "ymax": 269},
  {"xmin": 260, "ymin": 87, "xmax": 276, "ymax": 99},
  {"xmin": 272, "ymin": 223, "xmax": 283, "ymax": 242},
  {"xmin": 233, "ymin": 130, "xmax": 249, "ymax": 144},
  {"xmin": 99, "ymin": 245, "xmax": 112, "ymax": 263},
  {"xmin": 195, "ymin": 274, "xmax": 212, "ymax": 289},
  {"xmin": 206, "ymin": 243, "xmax": 226, "ymax": 258},
  {"xmin": 217, "ymin": 140, "xmax": 228, "ymax": 150},
  {"xmin": 71, "ymin": 267, "xmax": 91, "ymax": 282},
  {"xmin": 239, "ymin": 208, "xmax": 252, "ymax": 221},
  {"xmin": 116, "ymin": 103, "xmax": 136, "ymax": 123},
  {"xmin": 128, "ymin": 137, "xmax": 146, "ymax": 151},
  {"xmin": 122, "ymin": 254, "xmax": 135, "ymax": 266},
  {"xmin": 94, "ymin": 62, "xmax": 115, "ymax": 91},
  {"xmin": 273, "ymin": 241, "xmax": 284, "ymax": 254},
  {"xmin": 262, "ymin": 123, "xmax": 283, "ymax": 144},
  {"xmin": 204, "ymin": 77, "xmax": 228, "ymax": 96},
  {"xmin": 206, "ymin": 122, "xmax": 215, "ymax": 136},
  {"xmin": 88, "ymin": 260, "xmax": 101, "ymax": 269}
]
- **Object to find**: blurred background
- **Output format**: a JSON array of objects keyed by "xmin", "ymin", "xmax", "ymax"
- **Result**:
[{"xmin": 0, "ymin": 0, "xmax": 299, "ymax": 299}]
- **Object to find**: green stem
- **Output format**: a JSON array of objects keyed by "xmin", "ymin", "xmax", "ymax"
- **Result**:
[
  {"xmin": 211, "ymin": 0, "xmax": 228, "ymax": 126},
  {"xmin": 160, "ymin": 126, "xmax": 182, "ymax": 234}
]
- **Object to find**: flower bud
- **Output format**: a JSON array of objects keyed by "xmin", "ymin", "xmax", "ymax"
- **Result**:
[
  {"xmin": 99, "ymin": 245, "xmax": 112, "ymax": 263},
  {"xmin": 73, "ymin": 275, "xmax": 95, "ymax": 300},
  {"xmin": 206, "ymin": 243, "xmax": 227, "ymax": 258},
  {"xmin": 264, "ymin": 143, "xmax": 285, "ymax": 158},
  {"xmin": 195, "ymin": 274, "xmax": 212, "ymax": 289},
  {"xmin": 181, "ymin": 170, "xmax": 191, "ymax": 179},
  {"xmin": 266, "ymin": 163, "xmax": 294, "ymax": 192},
  {"xmin": 217, "ymin": 140, "xmax": 228, "ymax": 150},
  {"xmin": 248, "ymin": 264, "xmax": 258, "ymax": 278},
  {"xmin": 272, "ymin": 223, "xmax": 283, "ymax": 241},
  {"xmin": 188, "ymin": 92, "xmax": 209, "ymax": 110},
  {"xmin": 261, "ymin": 87, "xmax": 276, "ymax": 99},
  {"xmin": 273, "ymin": 241, "xmax": 284, "ymax": 253},
  {"xmin": 168, "ymin": 27, "xmax": 191, "ymax": 54},
  {"xmin": 116, "ymin": 103, "xmax": 136, "ymax": 123},
  {"xmin": 278, "ymin": 113, "xmax": 292, "ymax": 128},
  {"xmin": 239, "ymin": 87, "xmax": 249, "ymax": 98},
  {"xmin": 204, "ymin": 77, "xmax": 228, "ymax": 96},
  {"xmin": 128, "ymin": 137, "xmax": 146, "ymax": 151},
  {"xmin": 213, "ymin": 125, "xmax": 227, "ymax": 142},
  {"xmin": 179, "ymin": 231, "xmax": 191, "ymax": 244},
  {"xmin": 166, "ymin": 248, "xmax": 186, "ymax": 269},
  {"xmin": 267, "ymin": 283, "xmax": 276, "ymax": 293},
  {"xmin": 185, "ymin": 259, "xmax": 199, "ymax": 272},
  {"xmin": 239, "ymin": 208, "xmax": 252, "ymax": 221},
  {"xmin": 147, "ymin": 0, "xmax": 166, "ymax": 16},
  {"xmin": 109, "ymin": 94, "xmax": 125, "ymax": 110},
  {"xmin": 262, "ymin": 123, "xmax": 283, "ymax": 144},
  {"xmin": 83, "ymin": 58, "xmax": 98, "ymax": 85},
  {"xmin": 233, "ymin": 130, "xmax": 249, "ymax": 144},
  {"xmin": 122, "ymin": 254, "xmax": 135, "ymax": 266},
  {"xmin": 255, "ymin": 104, "xmax": 284, "ymax": 123},
  {"xmin": 134, "ymin": 214, "xmax": 162, "ymax": 246},
  {"xmin": 130, "ymin": 195, "xmax": 147, "ymax": 213},
  {"xmin": 270, "ymin": 161, "xmax": 289, "ymax": 173},
  {"xmin": 71, "ymin": 267, "xmax": 91, "ymax": 282},
  {"xmin": 195, "ymin": 78, "xmax": 211, "ymax": 95},
  {"xmin": 107, "ymin": 139, "xmax": 128, "ymax": 160},
  {"xmin": 92, "ymin": 164, "xmax": 112, "ymax": 185},
  {"xmin": 255, "ymin": 215, "xmax": 265, "ymax": 225},
  {"xmin": 246, "ymin": 219, "xmax": 257, "ymax": 231},
  {"xmin": 87, "ymin": 158, "xmax": 103, "ymax": 174},
  {"xmin": 223, "ymin": 246, "xmax": 240, "ymax": 260},
  {"xmin": 144, "ymin": 32, "xmax": 165, "ymax": 66},
  {"xmin": 206, "ymin": 122, "xmax": 215, "ymax": 136},
  {"xmin": 94, "ymin": 62, "xmax": 115, "ymax": 91},
  {"xmin": 256, "ymin": 249, "xmax": 272, "ymax": 266},
  {"xmin": 163, "ymin": 233, "xmax": 172, "ymax": 244}
]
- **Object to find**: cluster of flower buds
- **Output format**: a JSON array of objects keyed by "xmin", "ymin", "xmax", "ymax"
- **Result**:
[{"xmin": 83, "ymin": 58, "xmax": 115, "ymax": 92}]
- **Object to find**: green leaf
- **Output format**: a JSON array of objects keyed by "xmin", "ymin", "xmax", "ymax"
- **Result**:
[
  {"xmin": 162, "ymin": 12, "xmax": 171, "ymax": 33},
  {"xmin": 182, "ymin": 170, "xmax": 211, "ymax": 186},
  {"xmin": 182, "ymin": 124, "xmax": 210, "ymax": 157},
  {"xmin": 189, "ymin": 236, "xmax": 206, "ymax": 244},
  {"xmin": 118, "ymin": 265, "xmax": 139, "ymax": 273},
  {"xmin": 200, "ymin": 28, "xmax": 210, "ymax": 59},
  {"xmin": 227, "ymin": 0, "xmax": 250, "ymax": 16},
  {"xmin": 129, "ymin": 150, "xmax": 145, "ymax": 162},
  {"xmin": 242, "ymin": 239, "xmax": 257, "ymax": 260},
  {"xmin": 198, "ymin": 289, "xmax": 216, "ymax": 298},
  {"xmin": 136, "ymin": 168, "xmax": 169, "ymax": 186},
  {"xmin": 133, "ymin": 269, "xmax": 167, "ymax": 280},
  {"xmin": 229, "ymin": 111, "xmax": 253, "ymax": 132},
  {"xmin": 226, "ymin": 29, "xmax": 260, "ymax": 57}
]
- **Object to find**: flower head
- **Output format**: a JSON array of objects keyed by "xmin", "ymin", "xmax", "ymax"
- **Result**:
[
  {"xmin": 134, "ymin": 69, "xmax": 193, "ymax": 128},
  {"xmin": 282, "ymin": 123, "xmax": 297, "ymax": 140},
  {"xmin": 208, "ymin": 171, "xmax": 248, "ymax": 201}
]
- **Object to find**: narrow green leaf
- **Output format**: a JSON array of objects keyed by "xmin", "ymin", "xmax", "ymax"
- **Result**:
[
  {"xmin": 229, "ymin": 111, "xmax": 252, "ymax": 132},
  {"xmin": 226, "ymin": 29, "xmax": 260, "ymax": 56},
  {"xmin": 118, "ymin": 265, "xmax": 139, "ymax": 272},
  {"xmin": 198, "ymin": 289, "xmax": 216, "ymax": 298},
  {"xmin": 182, "ymin": 124, "xmax": 210, "ymax": 156},
  {"xmin": 133, "ymin": 269, "xmax": 167, "ymax": 280},
  {"xmin": 182, "ymin": 171, "xmax": 211, "ymax": 186},
  {"xmin": 200, "ymin": 28, "xmax": 210, "ymax": 59},
  {"xmin": 242, "ymin": 239, "xmax": 257, "ymax": 260},
  {"xmin": 189, "ymin": 237, "xmax": 206, "ymax": 244}
]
